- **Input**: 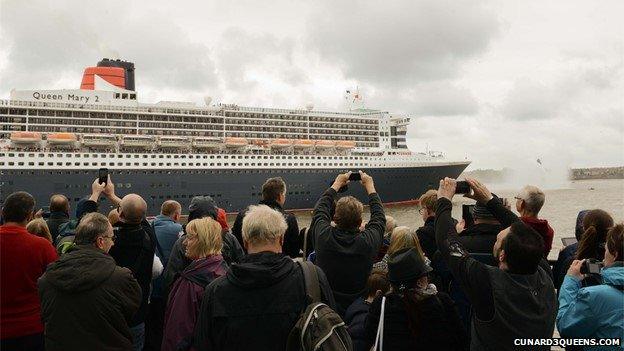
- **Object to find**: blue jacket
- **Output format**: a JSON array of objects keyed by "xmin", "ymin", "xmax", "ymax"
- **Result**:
[
  {"xmin": 557, "ymin": 263, "xmax": 624, "ymax": 350},
  {"xmin": 152, "ymin": 215, "xmax": 183, "ymax": 266}
]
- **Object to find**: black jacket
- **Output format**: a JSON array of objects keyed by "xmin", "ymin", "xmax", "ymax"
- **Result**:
[
  {"xmin": 161, "ymin": 228, "xmax": 244, "ymax": 300},
  {"xmin": 344, "ymin": 297, "xmax": 370, "ymax": 351},
  {"xmin": 109, "ymin": 220, "xmax": 155, "ymax": 327},
  {"xmin": 363, "ymin": 292, "xmax": 468, "ymax": 351},
  {"xmin": 232, "ymin": 200, "xmax": 301, "ymax": 257},
  {"xmin": 312, "ymin": 188, "xmax": 386, "ymax": 316},
  {"xmin": 45, "ymin": 211, "xmax": 70, "ymax": 243},
  {"xmin": 416, "ymin": 216, "xmax": 436, "ymax": 259},
  {"xmin": 193, "ymin": 252, "xmax": 336, "ymax": 351},
  {"xmin": 457, "ymin": 223, "xmax": 502, "ymax": 254},
  {"xmin": 435, "ymin": 197, "xmax": 557, "ymax": 350},
  {"xmin": 38, "ymin": 245, "xmax": 142, "ymax": 351}
]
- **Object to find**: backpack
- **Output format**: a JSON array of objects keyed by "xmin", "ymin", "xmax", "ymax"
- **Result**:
[
  {"xmin": 286, "ymin": 261, "xmax": 353, "ymax": 351},
  {"xmin": 55, "ymin": 220, "xmax": 79, "ymax": 255}
]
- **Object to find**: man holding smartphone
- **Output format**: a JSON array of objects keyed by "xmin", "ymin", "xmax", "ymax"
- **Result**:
[{"xmin": 311, "ymin": 171, "xmax": 386, "ymax": 316}]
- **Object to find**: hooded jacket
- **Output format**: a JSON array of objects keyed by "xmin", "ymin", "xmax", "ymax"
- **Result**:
[
  {"xmin": 232, "ymin": 199, "xmax": 301, "ymax": 257},
  {"xmin": 557, "ymin": 263, "xmax": 624, "ymax": 350},
  {"xmin": 521, "ymin": 217, "xmax": 555, "ymax": 257},
  {"xmin": 162, "ymin": 255, "xmax": 227, "ymax": 351},
  {"xmin": 457, "ymin": 223, "xmax": 502, "ymax": 254},
  {"xmin": 416, "ymin": 216, "xmax": 436, "ymax": 259},
  {"xmin": 38, "ymin": 245, "xmax": 141, "ymax": 351},
  {"xmin": 312, "ymin": 188, "xmax": 386, "ymax": 316},
  {"xmin": 109, "ymin": 220, "xmax": 155, "ymax": 327},
  {"xmin": 344, "ymin": 297, "xmax": 370, "ymax": 351},
  {"xmin": 46, "ymin": 211, "xmax": 70, "ymax": 243},
  {"xmin": 193, "ymin": 252, "xmax": 336, "ymax": 351}
]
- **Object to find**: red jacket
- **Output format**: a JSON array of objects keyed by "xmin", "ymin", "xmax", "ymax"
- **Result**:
[
  {"xmin": 520, "ymin": 217, "xmax": 555, "ymax": 257},
  {"xmin": 0, "ymin": 225, "xmax": 58, "ymax": 339},
  {"xmin": 216, "ymin": 208, "xmax": 229, "ymax": 230}
]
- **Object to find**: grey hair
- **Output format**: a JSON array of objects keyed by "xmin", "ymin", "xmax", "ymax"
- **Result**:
[
  {"xmin": 520, "ymin": 185, "xmax": 546, "ymax": 214},
  {"xmin": 74, "ymin": 212, "xmax": 111, "ymax": 245},
  {"xmin": 242, "ymin": 205, "xmax": 287, "ymax": 246}
]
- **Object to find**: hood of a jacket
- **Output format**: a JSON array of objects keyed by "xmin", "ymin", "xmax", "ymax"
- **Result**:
[
  {"xmin": 182, "ymin": 255, "xmax": 225, "ymax": 286},
  {"xmin": 44, "ymin": 245, "xmax": 116, "ymax": 292},
  {"xmin": 226, "ymin": 251, "xmax": 294, "ymax": 289},
  {"xmin": 114, "ymin": 222, "xmax": 145, "ymax": 247},
  {"xmin": 521, "ymin": 217, "xmax": 552, "ymax": 235},
  {"xmin": 602, "ymin": 263, "xmax": 624, "ymax": 287},
  {"xmin": 188, "ymin": 196, "xmax": 218, "ymax": 222}
]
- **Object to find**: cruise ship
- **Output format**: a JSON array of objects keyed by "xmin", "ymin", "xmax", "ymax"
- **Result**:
[{"xmin": 0, "ymin": 59, "xmax": 470, "ymax": 214}]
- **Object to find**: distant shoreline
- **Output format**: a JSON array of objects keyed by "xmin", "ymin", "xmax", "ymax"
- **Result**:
[{"xmin": 462, "ymin": 166, "xmax": 624, "ymax": 182}]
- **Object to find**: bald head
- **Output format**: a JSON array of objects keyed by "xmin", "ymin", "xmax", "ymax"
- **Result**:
[
  {"xmin": 49, "ymin": 194, "xmax": 69, "ymax": 213},
  {"xmin": 119, "ymin": 194, "xmax": 147, "ymax": 224}
]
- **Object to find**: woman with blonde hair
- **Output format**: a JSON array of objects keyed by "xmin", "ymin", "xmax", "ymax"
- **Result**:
[
  {"xmin": 162, "ymin": 217, "xmax": 227, "ymax": 351},
  {"xmin": 27, "ymin": 218, "xmax": 52, "ymax": 242},
  {"xmin": 374, "ymin": 226, "xmax": 429, "ymax": 271}
]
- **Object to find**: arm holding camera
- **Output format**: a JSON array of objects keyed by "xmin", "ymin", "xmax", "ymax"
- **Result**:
[
  {"xmin": 435, "ymin": 177, "xmax": 495, "ymax": 321},
  {"xmin": 465, "ymin": 178, "xmax": 520, "ymax": 227},
  {"xmin": 557, "ymin": 259, "xmax": 599, "ymax": 338},
  {"xmin": 102, "ymin": 175, "xmax": 122, "ymax": 207},
  {"xmin": 312, "ymin": 173, "xmax": 349, "ymax": 240},
  {"xmin": 89, "ymin": 178, "xmax": 106, "ymax": 202}
]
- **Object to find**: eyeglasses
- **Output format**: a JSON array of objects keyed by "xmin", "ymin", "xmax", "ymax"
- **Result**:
[
  {"xmin": 514, "ymin": 196, "xmax": 524, "ymax": 201},
  {"xmin": 418, "ymin": 208, "xmax": 426, "ymax": 214},
  {"xmin": 101, "ymin": 234, "xmax": 116, "ymax": 241}
]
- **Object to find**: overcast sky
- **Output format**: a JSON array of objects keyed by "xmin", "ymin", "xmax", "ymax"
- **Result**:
[{"xmin": 0, "ymin": 0, "xmax": 622, "ymax": 170}]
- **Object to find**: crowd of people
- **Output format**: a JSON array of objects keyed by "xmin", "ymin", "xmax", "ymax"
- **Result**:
[{"xmin": 0, "ymin": 172, "xmax": 622, "ymax": 351}]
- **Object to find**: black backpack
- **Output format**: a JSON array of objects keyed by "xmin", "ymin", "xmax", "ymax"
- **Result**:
[{"xmin": 286, "ymin": 261, "xmax": 353, "ymax": 351}]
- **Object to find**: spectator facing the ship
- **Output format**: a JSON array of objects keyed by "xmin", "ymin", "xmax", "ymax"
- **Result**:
[
  {"xmin": 38, "ymin": 212, "xmax": 142, "ymax": 351},
  {"xmin": 456, "ymin": 197, "xmax": 503, "ymax": 256},
  {"xmin": 364, "ymin": 248, "xmax": 468, "ymax": 351},
  {"xmin": 193, "ymin": 204, "xmax": 336, "ymax": 351},
  {"xmin": 27, "ymin": 218, "xmax": 52, "ymax": 242},
  {"xmin": 146, "ymin": 200, "xmax": 183, "ymax": 350},
  {"xmin": 232, "ymin": 177, "xmax": 301, "ymax": 257},
  {"xmin": 515, "ymin": 185, "xmax": 555, "ymax": 257},
  {"xmin": 312, "ymin": 171, "xmax": 386, "ymax": 316},
  {"xmin": 108, "ymin": 193, "xmax": 155, "ymax": 351},
  {"xmin": 415, "ymin": 190, "xmax": 438, "ymax": 259},
  {"xmin": 162, "ymin": 217, "xmax": 227, "ymax": 351},
  {"xmin": 345, "ymin": 269, "xmax": 390, "ymax": 351},
  {"xmin": 553, "ymin": 210, "xmax": 590, "ymax": 290},
  {"xmin": 45, "ymin": 194, "xmax": 70, "ymax": 242},
  {"xmin": 0, "ymin": 191, "xmax": 58, "ymax": 351},
  {"xmin": 435, "ymin": 178, "xmax": 557, "ymax": 350},
  {"xmin": 374, "ymin": 226, "xmax": 428, "ymax": 272},
  {"xmin": 375, "ymin": 215, "xmax": 396, "ymax": 261},
  {"xmin": 557, "ymin": 223, "xmax": 624, "ymax": 347}
]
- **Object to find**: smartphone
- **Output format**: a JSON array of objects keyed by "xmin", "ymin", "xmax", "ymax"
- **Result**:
[
  {"xmin": 580, "ymin": 259, "xmax": 603, "ymax": 275},
  {"xmin": 561, "ymin": 237, "xmax": 578, "ymax": 247},
  {"xmin": 98, "ymin": 168, "xmax": 108, "ymax": 185},
  {"xmin": 348, "ymin": 172, "xmax": 361, "ymax": 181},
  {"xmin": 455, "ymin": 181, "xmax": 471, "ymax": 194},
  {"xmin": 462, "ymin": 204, "xmax": 475, "ymax": 228}
]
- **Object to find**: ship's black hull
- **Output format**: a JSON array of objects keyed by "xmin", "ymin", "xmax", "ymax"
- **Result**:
[{"xmin": 1, "ymin": 164, "xmax": 468, "ymax": 215}]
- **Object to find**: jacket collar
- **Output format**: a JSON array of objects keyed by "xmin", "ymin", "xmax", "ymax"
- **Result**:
[
  {"xmin": 259, "ymin": 199, "xmax": 283, "ymax": 211},
  {"xmin": 0, "ymin": 224, "xmax": 29, "ymax": 235},
  {"xmin": 49, "ymin": 211, "xmax": 69, "ymax": 219}
]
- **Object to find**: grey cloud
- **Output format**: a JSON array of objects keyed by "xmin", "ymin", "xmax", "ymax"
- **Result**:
[
  {"xmin": 306, "ymin": 0, "xmax": 500, "ymax": 87},
  {"xmin": 216, "ymin": 28, "xmax": 309, "ymax": 91},
  {"xmin": 502, "ymin": 80, "xmax": 559, "ymax": 120},
  {"xmin": 368, "ymin": 82, "xmax": 479, "ymax": 117},
  {"xmin": 0, "ymin": 0, "xmax": 217, "ymax": 95}
]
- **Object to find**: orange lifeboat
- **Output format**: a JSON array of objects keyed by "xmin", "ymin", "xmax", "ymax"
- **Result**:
[
  {"xmin": 293, "ymin": 139, "xmax": 314, "ymax": 149},
  {"xmin": 47, "ymin": 132, "xmax": 77, "ymax": 144},
  {"xmin": 336, "ymin": 140, "xmax": 356, "ymax": 149},
  {"xmin": 251, "ymin": 139, "xmax": 268, "ymax": 147},
  {"xmin": 269, "ymin": 138, "xmax": 293, "ymax": 149},
  {"xmin": 225, "ymin": 137, "xmax": 248, "ymax": 148},
  {"xmin": 10, "ymin": 131, "xmax": 42, "ymax": 144},
  {"xmin": 315, "ymin": 140, "xmax": 336, "ymax": 149}
]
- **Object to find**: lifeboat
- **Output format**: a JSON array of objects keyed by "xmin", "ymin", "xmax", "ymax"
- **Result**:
[
  {"xmin": 336, "ymin": 140, "xmax": 356, "ymax": 149},
  {"xmin": 158, "ymin": 136, "xmax": 190, "ymax": 149},
  {"xmin": 193, "ymin": 138, "xmax": 222, "ymax": 150},
  {"xmin": 293, "ymin": 139, "xmax": 314, "ymax": 149},
  {"xmin": 315, "ymin": 140, "xmax": 336, "ymax": 149},
  {"xmin": 82, "ymin": 134, "xmax": 117, "ymax": 148},
  {"xmin": 251, "ymin": 139, "xmax": 268, "ymax": 147},
  {"xmin": 47, "ymin": 132, "xmax": 78, "ymax": 144},
  {"xmin": 10, "ymin": 131, "xmax": 42, "ymax": 144},
  {"xmin": 225, "ymin": 137, "xmax": 248, "ymax": 148},
  {"xmin": 121, "ymin": 135, "xmax": 153, "ymax": 149},
  {"xmin": 269, "ymin": 138, "xmax": 293, "ymax": 149}
]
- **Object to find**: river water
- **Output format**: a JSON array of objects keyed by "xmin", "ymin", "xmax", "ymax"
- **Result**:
[{"xmin": 284, "ymin": 179, "xmax": 624, "ymax": 260}]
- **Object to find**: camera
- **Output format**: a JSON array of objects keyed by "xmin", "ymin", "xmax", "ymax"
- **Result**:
[
  {"xmin": 348, "ymin": 172, "xmax": 361, "ymax": 181},
  {"xmin": 455, "ymin": 181, "xmax": 471, "ymax": 194},
  {"xmin": 98, "ymin": 168, "xmax": 108, "ymax": 185},
  {"xmin": 580, "ymin": 259, "xmax": 604, "ymax": 275}
]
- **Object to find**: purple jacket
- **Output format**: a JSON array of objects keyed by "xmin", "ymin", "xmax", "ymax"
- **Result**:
[{"xmin": 162, "ymin": 255, "xmax": 227, "ymax": 351}]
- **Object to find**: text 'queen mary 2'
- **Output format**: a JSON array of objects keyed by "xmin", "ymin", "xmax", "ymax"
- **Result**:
[{"xmin": 0, "ymin": 59, "xmax": 470, "ymax": 215}]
